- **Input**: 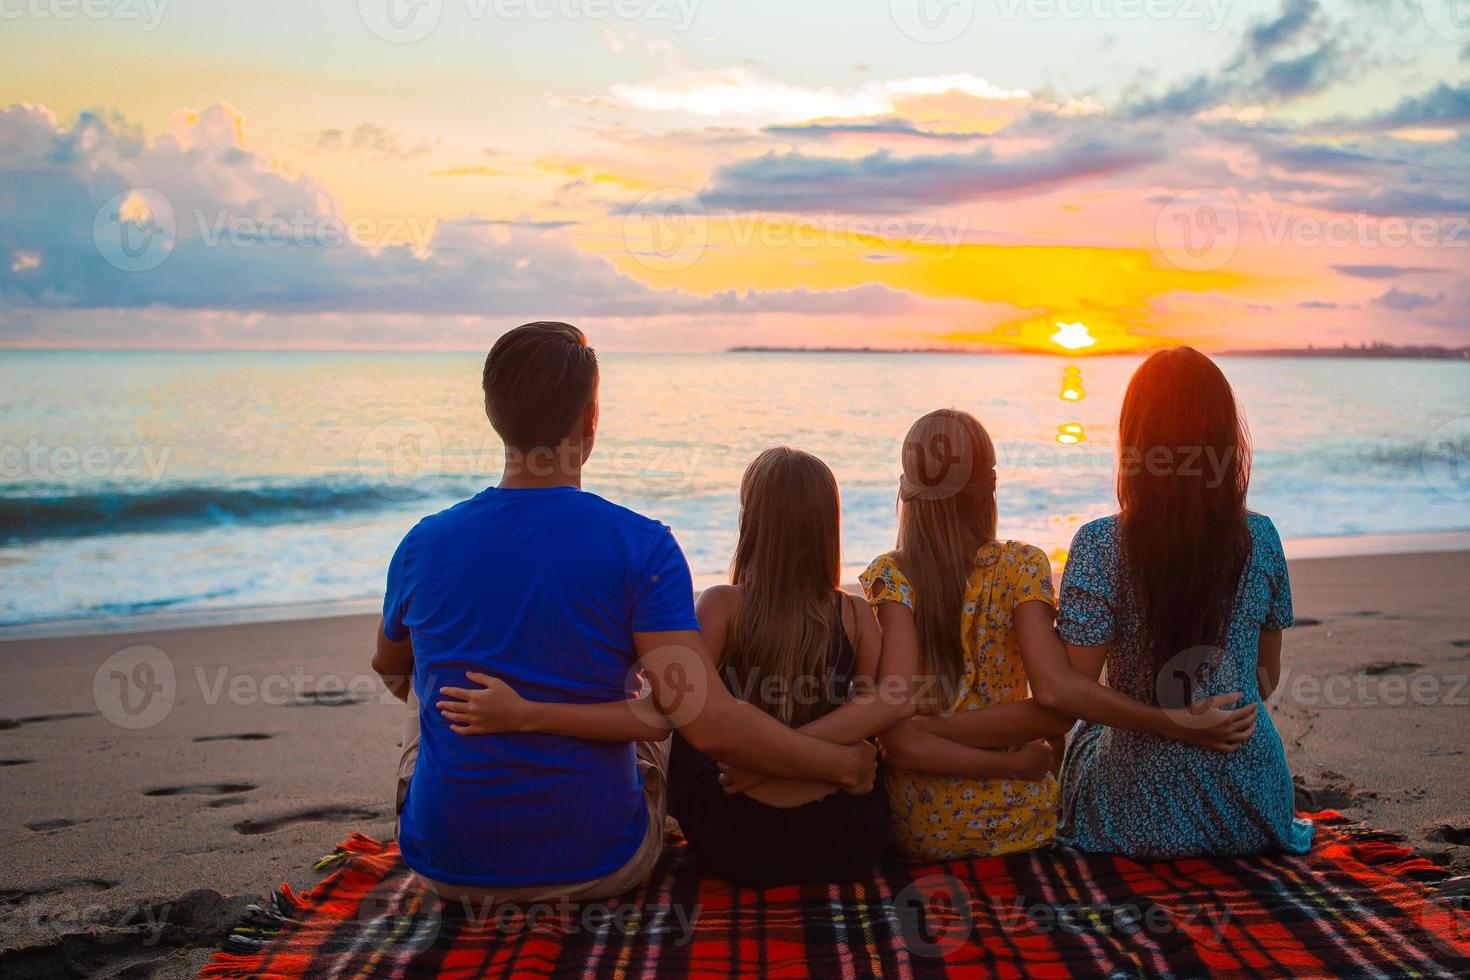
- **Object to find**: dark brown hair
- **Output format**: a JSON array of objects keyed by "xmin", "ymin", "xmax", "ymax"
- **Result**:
[
  {"xmin": 482, "ymin": 322, "xmax": 599, "ymax": 451},
  {"xmin": 895, "ymin": 409, "xmax": 998, "ymax": 693},
  {"xmin": 1117, "ymin": 347, "xmax": 1252, "ymax": 680},
  {"xmin": 724, "ymin": 447, "xmax": 843, "ymax": 726}
]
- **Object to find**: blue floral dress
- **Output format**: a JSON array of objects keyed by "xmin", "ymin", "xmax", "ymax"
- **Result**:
[{"xmin": 1056, "ymin": 513, "xmax": 1314, "ymax": 858}]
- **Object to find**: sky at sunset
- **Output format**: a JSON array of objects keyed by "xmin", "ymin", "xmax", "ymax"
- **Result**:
[{"xmin": 1, "ymin": 0, "xmax": 1467, "ymax": 352}]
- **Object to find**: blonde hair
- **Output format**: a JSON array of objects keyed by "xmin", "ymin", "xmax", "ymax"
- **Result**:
[
  {"xmin": 894, "ymin": 410, "xmax": 998, "ymax": 692},
  {"xmin": 724, "ymin": 447, "xmax": 842, "ymax": 725}
]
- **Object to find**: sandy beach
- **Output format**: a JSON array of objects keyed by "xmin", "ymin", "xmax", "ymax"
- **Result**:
[{"xmin": 2, "ymin": 549, "xmax": 1468, "ymax": 977}]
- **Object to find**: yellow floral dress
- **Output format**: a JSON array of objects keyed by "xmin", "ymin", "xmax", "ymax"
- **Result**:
[{"xmin": 860, "ymin": 540, "xmax": 1059, "ymax": 860}]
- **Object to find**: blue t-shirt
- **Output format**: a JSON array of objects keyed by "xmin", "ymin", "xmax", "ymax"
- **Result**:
[{"xmin": 382, "ymin": 486, "xmax": 700, "ymax": 887}]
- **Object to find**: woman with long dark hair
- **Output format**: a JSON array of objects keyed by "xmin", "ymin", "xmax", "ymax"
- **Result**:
[{"xmin": 1048, "ymin": 347, "xmax": 1312, "ymax": 856}]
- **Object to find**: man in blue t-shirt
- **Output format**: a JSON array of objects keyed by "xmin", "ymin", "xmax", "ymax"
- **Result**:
[{"xmin": 373, "ymin": 322, "xmax": 876, "ymax": 904}]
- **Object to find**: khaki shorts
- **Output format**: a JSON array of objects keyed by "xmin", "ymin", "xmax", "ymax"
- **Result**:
[{"xmin": 396, "ymin": 691, "xmax": 670, "ymax": 906}]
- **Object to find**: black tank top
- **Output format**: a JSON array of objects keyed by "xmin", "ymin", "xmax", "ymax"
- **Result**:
[{"xmin": 719, "ymin": 591, "xmax": 858, "ymax": 728}]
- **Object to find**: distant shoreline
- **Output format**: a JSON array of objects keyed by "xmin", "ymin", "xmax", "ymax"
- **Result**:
[{"xmin": 727, "ymin": 344, "xmax": 1470, "ymax": 360}]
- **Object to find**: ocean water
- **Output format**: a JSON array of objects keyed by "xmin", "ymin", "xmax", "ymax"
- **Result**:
[{"xmin": 1, "ymin": 350, "xmax": 1467, "ymax": 628}]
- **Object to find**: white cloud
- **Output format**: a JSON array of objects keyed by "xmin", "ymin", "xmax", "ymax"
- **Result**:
[
  {"xmin": 0, "ymin": 103, "xmax": 905, "ymax": 333},
  {"xmin": 605, "ymin": 69, "xmax": 1030, "ymax": 123}
]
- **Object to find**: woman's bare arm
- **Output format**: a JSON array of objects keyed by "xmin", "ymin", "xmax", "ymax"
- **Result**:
[
  {"xmin": 1004, "ymin": 601, "xmax": 1257, "ymax": 752},
  {"xmin": 1257, "ymin": 629, "xmax": 1283, "ymax": 700}
]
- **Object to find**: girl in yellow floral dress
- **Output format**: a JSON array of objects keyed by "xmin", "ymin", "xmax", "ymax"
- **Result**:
[{"xmin": 860, "ymin": 409, "xmax": 1073, "ymax": 860}]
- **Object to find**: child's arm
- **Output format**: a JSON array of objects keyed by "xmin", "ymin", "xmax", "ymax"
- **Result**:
[
  {"xmin": 906, "ymin": 698, "xmax": 1073, "ymax": 748},
  {"xmin": 716, "ymin": 594, "xmax": 908, "ymax": 796},
  {"xmin": 879, "ymin": 722, "xmax": 1053, "ymax": 781},
  {"xmin": 435, "ymin": 587, "xmax": 740, "ymax": 743},
  {"xmin": 437, "ymin": 672, "xmax": 670, "ymax": 741},
  {"xmin": 785, "ymin": 596, "xmax": 915, "ymax": 745}
]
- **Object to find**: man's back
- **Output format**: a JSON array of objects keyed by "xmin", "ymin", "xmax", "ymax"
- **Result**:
[{"xmin": 383, "ymin": 485, "xmax": 698, "ymax": 887}]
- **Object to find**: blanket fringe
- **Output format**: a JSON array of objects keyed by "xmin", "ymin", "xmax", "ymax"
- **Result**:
[{"xmin": 198, "ymin": 843, "xmax": 383, "ymax": 978}]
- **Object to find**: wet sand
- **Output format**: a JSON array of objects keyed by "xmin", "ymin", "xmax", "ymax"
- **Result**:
[{"xmin": 2, "ymin": 550, "xmax": 1468, "ymax": 976}]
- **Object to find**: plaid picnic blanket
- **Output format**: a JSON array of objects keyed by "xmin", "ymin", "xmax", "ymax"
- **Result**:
[{"xmin": 199, "ymin": 812, "xmax": 1470, "ymax": 979}]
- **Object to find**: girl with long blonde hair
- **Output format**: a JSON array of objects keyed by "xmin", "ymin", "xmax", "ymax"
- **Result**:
[
  {"xmin": 665, "ymin": 446, "xmax": 915, "ymax": 885},
  {"xmin": 861, "ymin": 409, "xmax": 1067, "ymax": 859}
]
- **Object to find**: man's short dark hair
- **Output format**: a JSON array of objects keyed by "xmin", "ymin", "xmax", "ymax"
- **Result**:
[{"xmin": 482, "ymin": 322, "xmax": 599, "ymax": 452}]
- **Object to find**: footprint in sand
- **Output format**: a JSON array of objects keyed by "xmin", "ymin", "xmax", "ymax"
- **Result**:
[
  {"xmin": 24, "ymin": 818, "xmax": 79, "ymax": 832},
  {"xmin": 1294, "ymin": 773, "xmax": 1370, "ymax": 810},
  {"xmin": 0, "ymin": 878, "xmax": 115, "ymax": 904},
  {"xmin": 0, "ymin": 711, "xmax": 101, "ymax": 730},
  {"xmin": 1429, "ymin": 824, "xmax": 1470, "ymax": 846},
  {"xmin": 291, "ymin": 690, "xmax": 373, "ymax": 707},
  {"xmin": 144, "ymin": 783, "xmax": 256, "ymax": 797},
  {"xmin": 1361, "ymin": 661, "xmax": 1423, "ymax": 676},
  {"xmin": 192, "ymin": 732, "xmax": 274, "ymax": 743},
  {"xmin": 233, "ymin": 805, "xmax": 380, "ymax": 836}
]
